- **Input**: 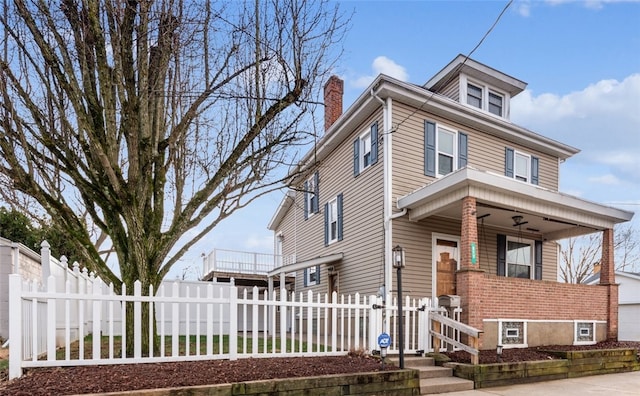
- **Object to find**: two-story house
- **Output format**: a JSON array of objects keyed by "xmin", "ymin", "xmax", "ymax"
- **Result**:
[{"xmin": 267, "ymin": 55, "xmax": 634, "ymax": 349}]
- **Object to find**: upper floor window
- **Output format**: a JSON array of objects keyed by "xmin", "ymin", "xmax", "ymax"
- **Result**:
[
  {"xmin": 425, "ymin": 121, "xmax": 468, "ymax": 178},
  {"xmin": 488, "ymin": 92, "xmax": 503, "ymax": 116},
  {"xmin": 464, "ymin": 79, "xmax": 507, "ymax": 118},
  {"xmin": 505, "ymin": 148, "xmax": 539, "ymax": 185},
  {"xmin": 304, "ymin": 171, "xmax": 319, "ymax": 219},
  {"xmin": 324, "ymin": 194, "xmax": 343, "ymax": 245},
  {"xmin": 467, "ymin": 83, "xmax": 483, "ymax": 109},
  {"xmin": 353, "ymin": 122, "xmax": 378, "ymax": 176}
]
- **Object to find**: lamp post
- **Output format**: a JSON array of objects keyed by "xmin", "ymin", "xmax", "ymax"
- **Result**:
[{"xmin": 392, "ymin": 245, "xmax": 405, "ymax": 369}]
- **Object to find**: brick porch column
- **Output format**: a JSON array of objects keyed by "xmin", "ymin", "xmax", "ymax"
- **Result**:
[
  {"xmin": 456, "ymin": 197, "xmax": 484, "ymax": 344},
  {"xmin": 599, "ymin": 228, "xmax": 618, "ymax": 341}
]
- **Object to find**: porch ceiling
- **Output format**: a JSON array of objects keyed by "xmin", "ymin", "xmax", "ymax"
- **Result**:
[{"xmin": 397, "ymin": 167, "xmax": 634, "ymax": 241}]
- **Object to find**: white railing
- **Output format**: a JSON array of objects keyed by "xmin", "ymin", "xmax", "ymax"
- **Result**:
[{"xmin": 202, "ymin": 248, "xmax": 297, "ymax": 276}]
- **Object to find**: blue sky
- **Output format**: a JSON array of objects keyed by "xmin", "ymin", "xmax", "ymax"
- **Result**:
[{"xmin": 168, "ymin": 0, "xmax": 640, "ymax": 279}]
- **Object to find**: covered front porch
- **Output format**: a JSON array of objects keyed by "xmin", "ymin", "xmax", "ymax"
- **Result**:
[{"xmin": 397, "ymin": 167, "xmax": 634, "ymax": 349}]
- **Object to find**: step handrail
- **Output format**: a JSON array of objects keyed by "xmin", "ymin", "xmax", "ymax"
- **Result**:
[{"xmin": 429, "ymin": 311, "xmax": 483, "ymax": 364}]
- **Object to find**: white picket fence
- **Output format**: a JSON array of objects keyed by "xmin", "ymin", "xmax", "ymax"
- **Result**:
[{"xmin": 8, "ymin": 271, "xmax": 462, "ymax": 379}]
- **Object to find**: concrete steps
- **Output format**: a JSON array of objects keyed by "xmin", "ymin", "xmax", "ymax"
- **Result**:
[{"xmin": 389, "ymin": 356, "xmax": 474, "ymax": 394}]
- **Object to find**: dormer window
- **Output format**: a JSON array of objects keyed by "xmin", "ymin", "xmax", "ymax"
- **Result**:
[{"xmin": 463, "ymin": 77, "xmax": 508, "ymax": 118}]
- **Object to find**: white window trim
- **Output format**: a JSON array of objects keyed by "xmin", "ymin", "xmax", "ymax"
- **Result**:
[
  {"xmin": 327, "ymin": 197, "xmax": 338, "ymax": 245},
  {"xmin": 506, "ymin": 236, "xmax": 534, "ymax": 279},
  {"xmin": 436, "ymin": 126, "xmax": 458, "ymax": 177},
  {"xmin": 459, "ymin": 75, "xmax": 510, "ymax": 119},
  {"xmin": 498, "ymin": 320, "xmax": 528, "ymax": 349},
  {"xmin": 306, "ymin": 265, "xmax": 318, "ymax": 286},
  {"xmin": 306, "ymin": 175, "xmax": 317, "ymax": 218},
  {"xmin": 574, "ymin": 320, "xmax": 597, "ymax": 345},
  {"xmin": 514, "ymin": 151, "xmax": 531, "ymax": 183},
  {"xmin": 358, "ymin": 129, "xmax": 373, "ymax": 173}
]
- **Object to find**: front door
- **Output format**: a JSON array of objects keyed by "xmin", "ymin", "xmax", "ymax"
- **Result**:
[{"xmin": 435, "ymin": 237, "xmax": 459, "ymax": 297}]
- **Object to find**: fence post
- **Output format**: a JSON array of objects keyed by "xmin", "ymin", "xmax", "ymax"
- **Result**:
[
  {"xmin": 368, "ymin": 295, "xmax": 379, "ymax": 353},
  {"xmin": 40, "ymin": 241, "xmax": 51, "ymax": 287},
  {"xmin": 45, "ymin": 275, "xmax": 57, "ymax": 360},
  {"xmin": 229, "ymin": 284, "xmax": 238, "ymax": 360},
  {"xmin": 93, "ymin": 277, "xmax": 103, "ymax": 359},
  {"xmin": 8, "ymin": 274, "xmax": 23, "ymax": 379},
  {"xmin": 134, "ymin": 280, "xmax": 142, "ymax": 359}
]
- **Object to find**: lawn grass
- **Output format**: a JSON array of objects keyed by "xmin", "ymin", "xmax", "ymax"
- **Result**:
[{"xmin": 50, "ymin": 334, "xmax": 326, "ymax": 360}]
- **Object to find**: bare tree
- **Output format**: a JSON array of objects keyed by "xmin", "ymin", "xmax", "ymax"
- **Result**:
[
  {"xmin": 559, "ymin": 224, "xmax": 640, "ymax": 283},
  {"xmin": 0, "ymin": 0, "xmax": 348, "ymax": 354}
]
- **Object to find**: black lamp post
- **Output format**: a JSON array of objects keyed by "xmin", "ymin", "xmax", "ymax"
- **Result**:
[{"xmin": 392, "ymin": 245, "xmax": 405, "ymax": 369}]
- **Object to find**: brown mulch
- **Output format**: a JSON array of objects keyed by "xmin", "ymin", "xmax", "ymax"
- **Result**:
[
  {"xmin": 444, "ymin": 340, "xmax": 640, "ymax": 364},
  {"xmin": 0, "ymin": 353, "xmax": 393, "ymax": 396}
]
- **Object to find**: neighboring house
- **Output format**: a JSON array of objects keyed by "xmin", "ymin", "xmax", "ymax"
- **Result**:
[
  {"xmin": 586, "ymin": 271, "xmax": 640, "ymax": 341},
  {"xmin": 267, "ymin": 55, "xmax": 634, "ymax": 349},
  {"xmin": 0, "ymin": 237, "xmax": 43, "ymax": 341}
]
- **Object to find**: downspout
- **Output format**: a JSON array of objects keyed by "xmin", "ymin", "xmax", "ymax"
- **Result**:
[{"xmin": 371, "ymin": 89, "xmax": 394, "ymax": 306}]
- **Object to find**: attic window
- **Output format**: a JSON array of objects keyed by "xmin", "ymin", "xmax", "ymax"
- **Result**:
[
  {"xmin": 463, "ymin": 78, "xmax": 507, "ymax": 119},
  {"xmin": 467, "ymin": 83, "xmax": 482, "ymax": 109}
]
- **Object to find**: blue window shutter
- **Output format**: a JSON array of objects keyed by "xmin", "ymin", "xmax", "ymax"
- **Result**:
[
  {"xmin": 353, "ymin": 139, "xmax": 360, "ymax": 177},
  {"xmin": 531, "ymin": 156, "xmax": 539, "ymax": 186},
  {"xmin": 315, "ymin": 265, "xmax": 321, "ymax": 285},
  {"xmin": 458, "ymin": 132, "xmax": 468, "ymax": 169},
  {"xmin": 303, "ymin": 180, "xmax": 309, "ymax": 220},
  {"xmin": 337, "ymin": 193, "xmax": 344, "ymax": 241},
  {"xmin": 371, "ymin": 122, "xmax": 379, "ymax": 165},
  {"xmin": 313, "ymin": 171, "xmax": 320, "ymax": 213},
  {"xmin": 424, "ymin": 121, "xmax": 436, "ymax": 177},
  {"xmin": 505, "ymin": 148, "xmax": 514, "ymax": 178},
  {"xmin": 303, "ymin": 268, "xmax": 308, "ymax": 287},
  {"xmin": 534, "ymin": 240, "xmax": 543, "ymax": 280},
  {"xmin": 324, "ymin": 202, "xmax": 329, "ymax": 246},
  {"xmin": 497, "ymin": 234, "xmax": 506, "ymax": 276}
]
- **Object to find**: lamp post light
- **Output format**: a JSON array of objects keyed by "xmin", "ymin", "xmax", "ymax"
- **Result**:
[{"xmin": 392, "ymin": 245, "xmax": 405, "ymax": 369}]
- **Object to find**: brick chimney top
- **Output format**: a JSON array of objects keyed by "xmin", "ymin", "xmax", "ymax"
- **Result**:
[{"xmin": 324, "ymin": 75, "xmax": 343, "ymax": 132}]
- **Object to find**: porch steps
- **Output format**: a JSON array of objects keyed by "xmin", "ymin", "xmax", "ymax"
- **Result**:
[{"xmin": 389, "ymin": 356, "xmax": 474, "ymax": 394}]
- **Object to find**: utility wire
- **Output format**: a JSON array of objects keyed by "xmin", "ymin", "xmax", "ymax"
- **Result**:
[{"xmin": 389, "ymin": 0, "xmax": 513, "ymax": 135}]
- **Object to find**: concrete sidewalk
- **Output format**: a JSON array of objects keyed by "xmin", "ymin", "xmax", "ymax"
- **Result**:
[{"xmin": 441, "ymin": 370, "xmax": 640, "ymax": 395}]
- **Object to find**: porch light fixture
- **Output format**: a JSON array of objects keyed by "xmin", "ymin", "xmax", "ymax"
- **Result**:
[
  {"xmin": 497, "ymin": 344, "xmax": 503, "ymax": 363},
  {"xmin": 512, "ymin": 215, "xmax": 524, "ymax": 226},
  {"xmin": 392, "ymin": 244, "xmax": 406, "ymax": 369},
  {"xmin": 392, "ymin": 245, "xmax": 405, "ymax": 268}
]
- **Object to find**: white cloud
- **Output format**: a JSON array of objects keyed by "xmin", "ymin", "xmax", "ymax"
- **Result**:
[
  {"xmin": 515, "ymin": 1, "xmax": 531, "ymax": 17},
  {"xmin": 351, "ymin": 56, "xmax": 409, "ymax": 88},
  {"xmin": 587, "ymin": 174, "xmax": 621, "ymax": 185},
  {"xmin": 511, "ymin": 73, "xmax": 640, "ymax": 209},
  {"xmin": 244, "ymin": 234, "xmax": 273, "ymax": 251},
  {"xmin": 545, "ymin": 0, "xmax": 638, "ymax": 10}
]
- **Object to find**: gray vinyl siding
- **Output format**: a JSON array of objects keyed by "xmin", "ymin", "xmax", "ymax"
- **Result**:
[
  {"xmin": 437, "ymin": 75, "xmax": 460, "ymax": 102},
  {"xmin": 392, "ymin": 217, "xmax": 558, "ymax": 299},
  {"xmin": 275, "ymin": 109, "xmax": 385, "ymax": 297},
  {"xmin": 391, "ymin": 101, "xmax": 559, "ymax": 198}
]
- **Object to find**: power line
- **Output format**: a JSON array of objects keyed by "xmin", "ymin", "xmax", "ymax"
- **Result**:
[{"xmin": 390, "ymin": 0, "xmax": 513, "ymax": 135}]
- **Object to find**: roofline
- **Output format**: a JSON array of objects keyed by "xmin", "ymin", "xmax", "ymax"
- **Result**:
[
  {"xmin": 267, "ymin": 252, "xmax": 343, "ymax": 277},
  {"xmin": 424, "ymin": 54, "xmax": 527, "ymax": 96},
  {"xmin": 293, "ymin": 74, "xmax": 578, "ymax": 180},
  {"xmin": 267, "ymin": 189, "xmax": 296, "ymax": 231}
]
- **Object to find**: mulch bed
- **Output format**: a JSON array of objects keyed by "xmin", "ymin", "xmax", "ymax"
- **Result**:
[
  {"xmin": 444, "ymin": 340, "xmax": 640, "ymax": 364},
  {"xmin": 0, "ymin": 353, "xmax": 393, "ymax": 396}
]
